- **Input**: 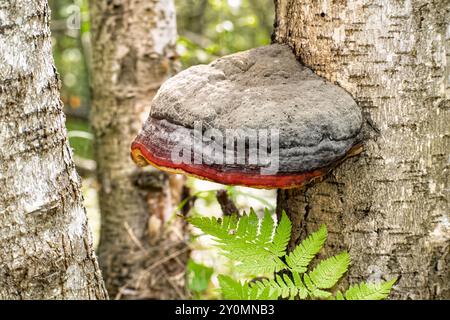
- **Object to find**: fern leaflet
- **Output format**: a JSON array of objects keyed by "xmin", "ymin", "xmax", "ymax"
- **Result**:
[
  {"xmin": 188, "ymin": 211, "xmax": 290, "ymax": 274},
  {"xmin": 218, "ymin": 275, "xmax": 277, "ymax": 300},
  {"xmin": 308, "ymin": 251, "xmax": 350, "ymax": 289},
  {"xmin": 285, "ymin": 225, "xmax": 327, "ymax": 273},
  {"xmin": 344, "ymin": 278, "xmax": 397, "ymax": 300}
]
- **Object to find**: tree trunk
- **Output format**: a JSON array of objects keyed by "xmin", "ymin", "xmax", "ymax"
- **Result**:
[
  {"xmin": 0, "ymin": 0, "xmax": 107, "ymax": 299},
  {"xmin": 90, "ymin": 0, "xmax": 189, "ymax": 299},
  {"xmin": 274, "ymin": 0, "xmax": 449, "ymax": 299}
]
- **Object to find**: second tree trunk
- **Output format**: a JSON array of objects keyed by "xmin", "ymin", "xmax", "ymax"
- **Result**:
[{"xmin": 90, "ymin": 0, "xmax": 189, "ymax": 299}]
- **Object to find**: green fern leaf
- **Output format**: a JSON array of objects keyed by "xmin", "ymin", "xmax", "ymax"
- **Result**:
[
  {"xmin": 192, "ymin": 209, "xmax": 396, "ymax": 301},
  {"xmin": 246, "ymin": 208, "xmax": 259, "ymax": 240},
  {"xmin": 218, "ymin": 275, "xmax": 277, "ymax": 300},
  {"xmin": 285, "ymin": 225, "xmax": 327, "ymax": 273},
  {"xmin": 292, "ymin": 272, "xmax": 308, "ymax": 299},
  {"xmin": 250, "ymin": 280, "xmax": 280, "ymax": 300},
  {"xmin": 252, "ymin": 279, "xmax": 277, "ymax": 298},
  {"xmin": 251, "ymin": 273, "xmax": 306, "ymax": 300},
  {"xmin": 252, "ymin": 279, "xmax": 271, "ymax": 294},
  {"xmin": 275, "ymin": 274, "xmax": 291, "ymax": 298},
  {"xmin": 223, "ymin": 214, "xmax": 239, "ymax": 232},
  {"xmin": 303, "ymin": 273, "xmax": 315, "ymax": 292},
  {"xmin": 270, "ymin": 211, "xmax": 291, "ymax": 257},
  {"xmin": 345, "ymin": 278, "xmax": 397, "ymax": 300},
  {"xmin": 236, "ymin": 213, "xmax": 249, "ymax": 238},
  {"xmin": 309, "ymin": 251, "xmax": 350, "ymax": 289},
  {"xmin": 311, "ymin": 288, "xmax": 332, "ymax": 299},
  {"xmin": 235, "ymin": 256, "xmax": 286, "ymax": 274},
  {"xmin": 258, "ymin": 209, "xmax": 274, "ymax": 244},
  {"xmin": 218, "ymin": 275, "xmax": 244, "ymax": 299},
  {"xmin": 303, "ymin": 273, "xmax": 331, "ymax": 299},
  {"xmin": 335, "ymin": 291, "xmax": 345, "ymax": 300},
  {"xmin": 282, "ymin": 274, "xmax": 295, "ymax": 292},
  {"xmin": 190, "ymin": 211, "xmax": 289, "ymax": 275},
  {"xmin": 188, "ymin": 215, "xmax": 238, "ymax": 240},
  {"xmin": 257, "ymin": 286, "xmax": 278, "ymax": 300}
]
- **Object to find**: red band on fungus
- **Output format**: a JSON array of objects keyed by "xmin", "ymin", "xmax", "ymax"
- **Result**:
[{"xmin": 131, "ymin": 140, "xmax": 326, "ymax": 189}]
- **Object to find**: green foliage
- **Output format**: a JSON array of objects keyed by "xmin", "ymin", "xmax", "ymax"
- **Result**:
[
  {"xmin": 218, "ymin": 275, "xmax": 278, "ymax": 300},
  {"xmin": 285, "ymin": 224, "xmax": 327, "ymax": 273},
  {"xmin": 187, "ymin": 260, "xmax": 214, "ymax": 297},
  {"xmin": 49, "ymin": 0, "xmax": 91, "ymax": 115},
  {"xmin": 308, "ymin": 252, "xmax": 350, "ymax": 289},
  {"xmin": 189, "ymin": 209, "xmax": 289, "ymax": 274},
  {"xmin": 189, "ymin": 210, "xmax": 397, "ymax": 300},
  {"xmin": 337, "ymin": 278, "xmax": 398, "ymax": 300},
  {"xmin": 175, "ymin": 0, "xmax": 274, "ymax": 67},
  {"xmin": 66, "ymin": 118, "xmax": 94, "ymax": 160}
]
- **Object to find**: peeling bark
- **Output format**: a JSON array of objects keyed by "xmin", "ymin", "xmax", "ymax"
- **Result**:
[
  {"xmin": 89, "ymin": 0, "xmax": 189, "ymax": 299},
  {"xmin": 0, "ymin": 0, "xmax": 107, "ymax": 299},
  {"xmin": 274, "ymin": 0, "xmax": 449, "ymax": 299}
]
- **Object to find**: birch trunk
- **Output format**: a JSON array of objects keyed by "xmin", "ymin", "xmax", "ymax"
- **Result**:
[
  {"xmin": 0, "ymin": 0, "xmax": 107, "ymax": 299},
  {"xmin": 274, "ymin": 0, "xmax": 449, "ymax": 299},
  {"xmin": 90, "ymin": 0, "xmax": 189, "ymax": 299}
]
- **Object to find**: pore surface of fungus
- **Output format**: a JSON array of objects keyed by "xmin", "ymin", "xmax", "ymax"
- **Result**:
[{"xmin": 131, "ymin": 44, "xmax": 363, "ymax": 189}]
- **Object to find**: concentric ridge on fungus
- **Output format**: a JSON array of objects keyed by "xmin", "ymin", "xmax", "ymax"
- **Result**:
[{"xmin": 131, "ymin": 44, "xmax": 363, "ymax": 189}]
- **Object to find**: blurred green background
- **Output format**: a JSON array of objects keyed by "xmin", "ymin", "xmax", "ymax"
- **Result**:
[
  {"xmin": 50, "ymin": 0, "xmax": 273, "ymax": 136},
  {"xmin": 50, "ymin": 0, "xmax": 275, "ymax": 299}
]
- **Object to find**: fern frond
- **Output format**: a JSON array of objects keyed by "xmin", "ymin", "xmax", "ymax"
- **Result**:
[
  {"xmin": 218, "ymin": 275, "xmax": 241, "ymax": 299},
  {"xmin": 303, "ymin": 273, "xmax": 332, "ymax": 299},
  {"xmin": 257, "ymin": 208, "xmax": 274, "ymax": 244},
  {"xmin": 292, "ymin": 272, "xmax": 308, "ymax": 299},
  {"xmin": 218, "ymin": 275, "xmax": 277, "ymax": 300},
  {"xmin": 275, "ymin": 274, "xmax": 295, "ymax": 298},
  {"xmin": 251, "ymin": 279, "xmax": 278, "ymax": 297},
  {"xmin": 285, "ymin": 225, "xmax": 327, "ymax": 273},
  {"xmin": 235, "ymin": 256, "xmax": 286, "ymax": 274},
  {"xmin": 310, "ymin": 288, "xmax": 332, "ymax": 299},
  {"xmin": 188, "ymin": 215, "xmax": 238, "ymax": 240},
  {"xmin": 235, "ymin": 212, "xmax": 250, "ymax": 237},
  {"xmin": 270, "ymin": 211, "xmax": 291, "ymax": 257},
  {"xmin": 344, "ymin": 278, "xmax": 397, "ymax": 300},
  {"xmin": 309, "ymin": 251, "xmax": 350, "ymax": 289},
  {"xmin": 335, "ymin": 291, "xmax": 345, "ymax": 300},
  {"xmin": 190, "ymin": 209, "xmax": 396, "ymax": 301},
  {"xmin": 245, "ymin": 209, "xmax": 259, "ymax": 240},
  {"xmin": 189, "ymin": 210, "xmax": 291, "ymax": 275},
  {"xmin": 251, "ymin": 273, "xmax": 311, "ymax": 300},
  {"xmin": 256, "ymin": 286, "xmax": 277, "ymax": 300}
]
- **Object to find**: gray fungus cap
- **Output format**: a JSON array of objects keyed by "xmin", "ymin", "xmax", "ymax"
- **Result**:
[{"xmin": 132, "ymin": 44, "xmax": 363, "ymax": 189}]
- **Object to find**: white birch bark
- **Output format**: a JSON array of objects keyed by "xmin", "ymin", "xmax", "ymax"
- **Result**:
[
  {"xmin": 0, "ymin": 0, "xmax": 107, "ymax": 299},
  {"xmin": 274, "ymin": 0, "xmax": 449, "ymax": 299}
]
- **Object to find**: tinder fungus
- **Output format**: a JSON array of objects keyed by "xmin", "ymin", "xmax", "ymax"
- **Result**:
[{"xmin": 131, "ymin": 44, "xmax": 363, "ymax": 189}]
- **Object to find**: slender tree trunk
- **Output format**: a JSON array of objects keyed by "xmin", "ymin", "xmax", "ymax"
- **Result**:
[
  {"xmin": 0, "ymin": 0, "xmax": 107, "ymax": 299},
  {"xmin": 90, "ymin": 0, "xmax": 189, "ymax": 299},
  {"xmin": 274, "ymin": 0, "xmax": 449, "ymax": 299}
]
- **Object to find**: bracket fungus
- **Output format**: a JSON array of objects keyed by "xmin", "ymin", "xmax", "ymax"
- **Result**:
[{"xmin": 131, "ymin": 44, "xmax": 363, "ymax": 189}]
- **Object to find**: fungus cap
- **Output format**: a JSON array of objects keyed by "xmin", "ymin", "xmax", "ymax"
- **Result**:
[{"xmin": 131, "ymin": 44, "xmax": 363, "ymax": 189}]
